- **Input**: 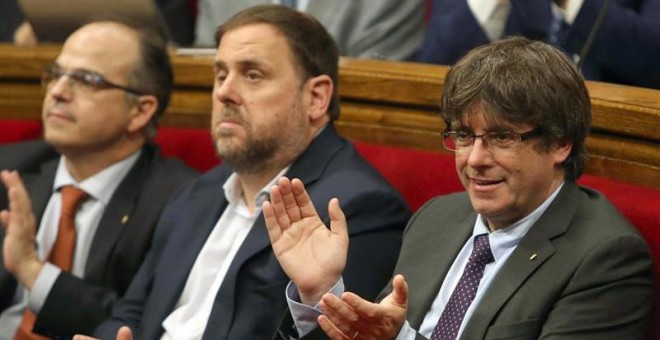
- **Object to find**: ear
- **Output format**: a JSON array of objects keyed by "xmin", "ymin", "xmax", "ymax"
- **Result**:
[
  {"xmin": 304, "ymin": 75, "xmax": 333, "ymax": 123},
  {"xmin": 127, "ymin": 95, "xmax": 158, "ymax": 134},
  {"xmin": 552, "ymin": 139, "xmax": 573, "ymax": 165}
]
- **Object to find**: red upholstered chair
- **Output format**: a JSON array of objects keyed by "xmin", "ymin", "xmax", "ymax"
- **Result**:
[{"xmin": 0, "ymin": 119, "xmax": 42, "ymax": 145}]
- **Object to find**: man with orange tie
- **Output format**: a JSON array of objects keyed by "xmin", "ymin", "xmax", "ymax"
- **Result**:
[{"xmin": 0, "ymin": 18, "xmax": 197, "ymax": 339}]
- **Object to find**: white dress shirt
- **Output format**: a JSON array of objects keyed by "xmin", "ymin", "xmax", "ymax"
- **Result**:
[
  {"xmin": 468, "ymin": 0, "xmax": 511, "ymax": 41},
  {"xmin": 161, "ymin": 167, "xmax": 289, "ymax": 340},
  {"xmin": 0, "ymin": 151, "xmax": 140, "ymax": 338}
]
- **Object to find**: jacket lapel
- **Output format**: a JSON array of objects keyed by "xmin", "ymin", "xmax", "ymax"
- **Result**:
[
  {"xmin": 84, "ymin": 148, "xmax": 151, "ymax": 279},
  {"xmin": 149, "ymin": 167, "xmax": 230, "ymax": 331},
  {"xmin": 27, "ymin": 159, "xmax": 59, "ymax": 222},
  {"xmin": 461, "ymin": 183, "xmax": 581, "ymax": 339},
  {"xmin": 406, "ymin": 201, "xmax": 475, "ymax": 328}
]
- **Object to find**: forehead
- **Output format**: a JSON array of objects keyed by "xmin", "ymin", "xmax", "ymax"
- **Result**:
[
  {"xmin": 215, "ymin": 23, "xmax": 295, "ymax": 69},
  {"xmin": 57, "ymin": 22, "xmax": 139, "ymax": 77},
  {"xmin": 453, "ymin": 102, "xmax": 530, "ymax": 131}
]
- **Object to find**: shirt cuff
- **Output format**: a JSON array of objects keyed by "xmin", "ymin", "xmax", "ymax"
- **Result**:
[
  {"xmin": 286, "ymin": 278, "xmax": 345, "ymax": 338},
  {"xmin": 395, "ymin": 320, "xmax": 417, "ymax": 340},
  {"xmin": 27, "ymin": 262, "xmax": 60, "ymax": 313}
]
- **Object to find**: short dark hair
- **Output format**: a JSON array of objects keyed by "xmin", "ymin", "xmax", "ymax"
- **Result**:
[
  {"xmin": 83, "ymin": 16, "xmax": 173, "ymax": 139},
  {"xmin": 440, "ymin": 36, "xmax": 591, "ymax": 180},
  {"xmin": 215, "ymin": 4, "xmax": 340, "ymax": 121},
  {"xmin": 129, "ymin": 25, "xmax": 173, "ymax": 139}
]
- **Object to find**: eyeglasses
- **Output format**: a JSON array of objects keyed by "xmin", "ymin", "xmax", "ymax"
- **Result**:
[
  {"xmin": 41, "ymin": 65, "xmax": 145, "ymax": 96},
  {"xmin": 442, "ymin": 128, "xmax": 542, "ymax": 153}
]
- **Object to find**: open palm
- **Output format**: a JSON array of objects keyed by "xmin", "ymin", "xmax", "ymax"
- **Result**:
[{"xmin": 263, "ymin": 177, "xmax": 348, "ymax": 305}]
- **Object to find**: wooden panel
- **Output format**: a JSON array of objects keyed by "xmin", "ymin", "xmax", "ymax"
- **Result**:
[{"xmin": 0, "ymin": 44, "xmax": 658, "ymax": 188}]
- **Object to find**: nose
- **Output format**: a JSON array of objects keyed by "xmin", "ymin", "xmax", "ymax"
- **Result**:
[
  {"xmin": 214, "ymin": 74, "xmax": 241, "ymax": 106},
  {"xmin": 47, "ymin": 75, "xmax": 73, "ymax": 100},
  {"xmin": 466, "ymin": 137, "xmax": 495, "ymax": 168}
]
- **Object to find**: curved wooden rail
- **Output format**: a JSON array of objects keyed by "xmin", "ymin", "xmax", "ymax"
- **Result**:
[{"xmin": 0, "ymin": 44, "xmax": 658, "ymax": 188}]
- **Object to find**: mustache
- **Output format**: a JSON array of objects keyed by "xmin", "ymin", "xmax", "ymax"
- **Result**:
[
  {"xmin": 44, "ymin": 102, "xmax": 73, "ymax": 120},
  {"xmin": 219, "ymin": 106, "xmax": 245, "ymax": 124}
]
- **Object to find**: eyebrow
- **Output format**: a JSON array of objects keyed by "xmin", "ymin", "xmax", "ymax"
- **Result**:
[
  {"xmin": 214, "ymin": 58, "xmax": 270, "ymax": 73},
  {"xmin": 51, "ymin": 62, "xmax": 100, "ymax": 76}
]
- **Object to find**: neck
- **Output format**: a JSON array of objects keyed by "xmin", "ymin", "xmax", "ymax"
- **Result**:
[
  {"xmin": 61, "ymin": 140, "xmax": 144, "ymax": 182},
  {"xmin": 236, "ymin": 168, "xmax": 283, "ymax": 213}
]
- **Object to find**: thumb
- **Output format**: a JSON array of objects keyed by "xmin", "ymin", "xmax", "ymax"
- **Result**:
[
  {"xmin": 391, "ymin": 274, "xmax": 409, "ymax": 308},
  {"xmin": 328, "ymin": 198, "xmax": 347, "ymax": 241},
  {"xmin": 117, "ymin": 326, "xmax": 133, "ymax": 340}
]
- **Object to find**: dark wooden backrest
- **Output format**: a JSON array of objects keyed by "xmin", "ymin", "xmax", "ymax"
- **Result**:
[{"xmin": 0, "ymin": 44, "xmax": 658, "ymax": 188}]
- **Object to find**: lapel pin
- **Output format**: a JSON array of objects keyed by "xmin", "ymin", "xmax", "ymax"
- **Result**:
[
  {"xmin": 121, "ymin": 215, "xmax": 129, "ymax": 225},
  {"xmin": 529, "ymin": 253, "xmax": 538, "ymax": 261}
]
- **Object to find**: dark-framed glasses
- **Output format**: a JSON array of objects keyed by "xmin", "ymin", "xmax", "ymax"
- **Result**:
[
  {"xmin": 442, "ymin": 128, "xmax": 543, "ymax": 153},
  {"xmin": 41, "ymin": 65, "xmax": 145, "ymax": 96}
]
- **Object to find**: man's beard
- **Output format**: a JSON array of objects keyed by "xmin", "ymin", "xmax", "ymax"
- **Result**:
[{"xmin": 216, "ymin": 132, "xmax": 279, "ymax": 174}]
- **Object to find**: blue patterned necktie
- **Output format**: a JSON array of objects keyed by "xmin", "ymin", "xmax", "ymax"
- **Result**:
[{"xmin": 430, "ymin": 234, "xmax": 495, "ymax": 340}]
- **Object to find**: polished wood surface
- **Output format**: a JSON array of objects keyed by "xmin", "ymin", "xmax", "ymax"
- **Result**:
[{"xmin": 0, "ymin": 44, "xmax": 658, "ymax": 188}]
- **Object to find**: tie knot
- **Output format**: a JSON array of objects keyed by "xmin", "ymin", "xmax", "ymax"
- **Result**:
[
  {"xmin": 60, "ymin": 185, "xmax": 87, "ymax": 217},
  {"xmin": 469, "ymin": 234, "xmax": 494, "ymax": 265}
]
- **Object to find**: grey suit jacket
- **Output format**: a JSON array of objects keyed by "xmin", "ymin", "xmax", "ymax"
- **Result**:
[
  {"xmin": 392, "ymin": 181, "xmax": 654, "ymax": 339},
  {"xmin": 194, "ymin": 0, "xmax": 425, "ymax": 60},
  {"xmin": 0, "ymin": 140, "xmax": 198, "ymax": 338}
]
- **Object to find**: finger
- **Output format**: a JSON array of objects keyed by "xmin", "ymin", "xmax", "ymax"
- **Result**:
[
  {"xmin": 318, "ymin": 315, "xmax": 350, "ymax": 340},
  {"xmin": 328, "ymin": 198, "xmax": 348, "ymax": 242},
  {"xmin": 269, "ymin": 185, "xmax": 291, "ymax": 229},
  {"xmin": 290, "ymin": 178, "xmax": 319, "ymax": 219},
  {"xmin": 0, "ymin": 210, "xmax": 8, "ymax": 229},
  {"xmin": 320, "ymin": 294, "xmax": 358, "ymax": 334},
  {"xmin": 262, "ymin": 201, "xmax": 282, "ymax": 243},
  {"xmin": 5, "ymin": 172, "xmax": 32, "ymax": 219},
  {"xmin": 0, "ymin": 170, "xmax": 12, "ymax": 188},
  {"xmin": 7, "ymin": 185, "xmax": 35, "ymax": 235},
  {"xmin": 278, "ymin": 177, "xmax": 302, "ymax": 223},
  {"xmin": 391, "ymin": 274, "xmax": 409, "ymax": 308},
  {"xmin": 72, "ymin": 335, "xmax": 98, "ymax": 340},
  {"xmin": 341, "ymin": 291, "xmax": 384, "ymax": 320},
  {"xmin": 117, "ymin": 326, "xmax": 133, "ymax": 340}
]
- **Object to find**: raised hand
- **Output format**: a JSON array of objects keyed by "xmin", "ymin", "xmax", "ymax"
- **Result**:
[
  {"xmin": 0, "ymin": 170, "xmax": 43, "ymax": 289},
  {"xmin": 318, "ymin": 274, "xmax": 409, "ymax": 340},
  {"xmin": 263, "ymin": 177, "xmax": 348, "ymax": 305}
]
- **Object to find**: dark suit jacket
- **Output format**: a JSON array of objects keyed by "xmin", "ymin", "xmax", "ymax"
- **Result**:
[
  {"xmin": 94, "ymin": 125, "xmax": 411, "ymax": 339},
  {"xmin": 0, "ymin": 140, "xmax": 198, "ymax": 338},
  {"xmin": 392, "ymin": 181, "xmax": 653, "ymax": 339},
  {"xmin": 416, "ymin": 0, "xmax": 660, "ymax": 89}
]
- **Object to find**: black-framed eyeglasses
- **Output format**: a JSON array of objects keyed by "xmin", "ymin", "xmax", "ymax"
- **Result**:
[
  {"xmin": 442, "ymin": 128, "xmax": 543, "ymax": 152},
  {"xmin": 41, "ymin": 65, "xmax": 146, "ymax": 96}
]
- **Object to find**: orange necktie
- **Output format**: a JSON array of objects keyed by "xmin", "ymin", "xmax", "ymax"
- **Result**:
[{"xmin": 15, "ymin": 186, "xmax": 87, "ymax": 340}]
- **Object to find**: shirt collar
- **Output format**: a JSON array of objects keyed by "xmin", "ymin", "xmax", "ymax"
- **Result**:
[
  {"xmin": 53, "ymin": 150, "xmax": 141, "ymax": 205},
  {"xmin": 222, "ymin": 165, "xmax": 292, "ymax": 210}
]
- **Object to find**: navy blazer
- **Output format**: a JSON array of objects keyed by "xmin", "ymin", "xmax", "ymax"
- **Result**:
[
  {"xmin": 0, "ymin": 140, "xmax": 198, "ymax": 338},
  {"xmin": 95, "ymin": 125, "xmax": 411, "ymax": 339},
  {"xmin": 416, "ymin": 0, "xmax": 660, "ymax": 89}
]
